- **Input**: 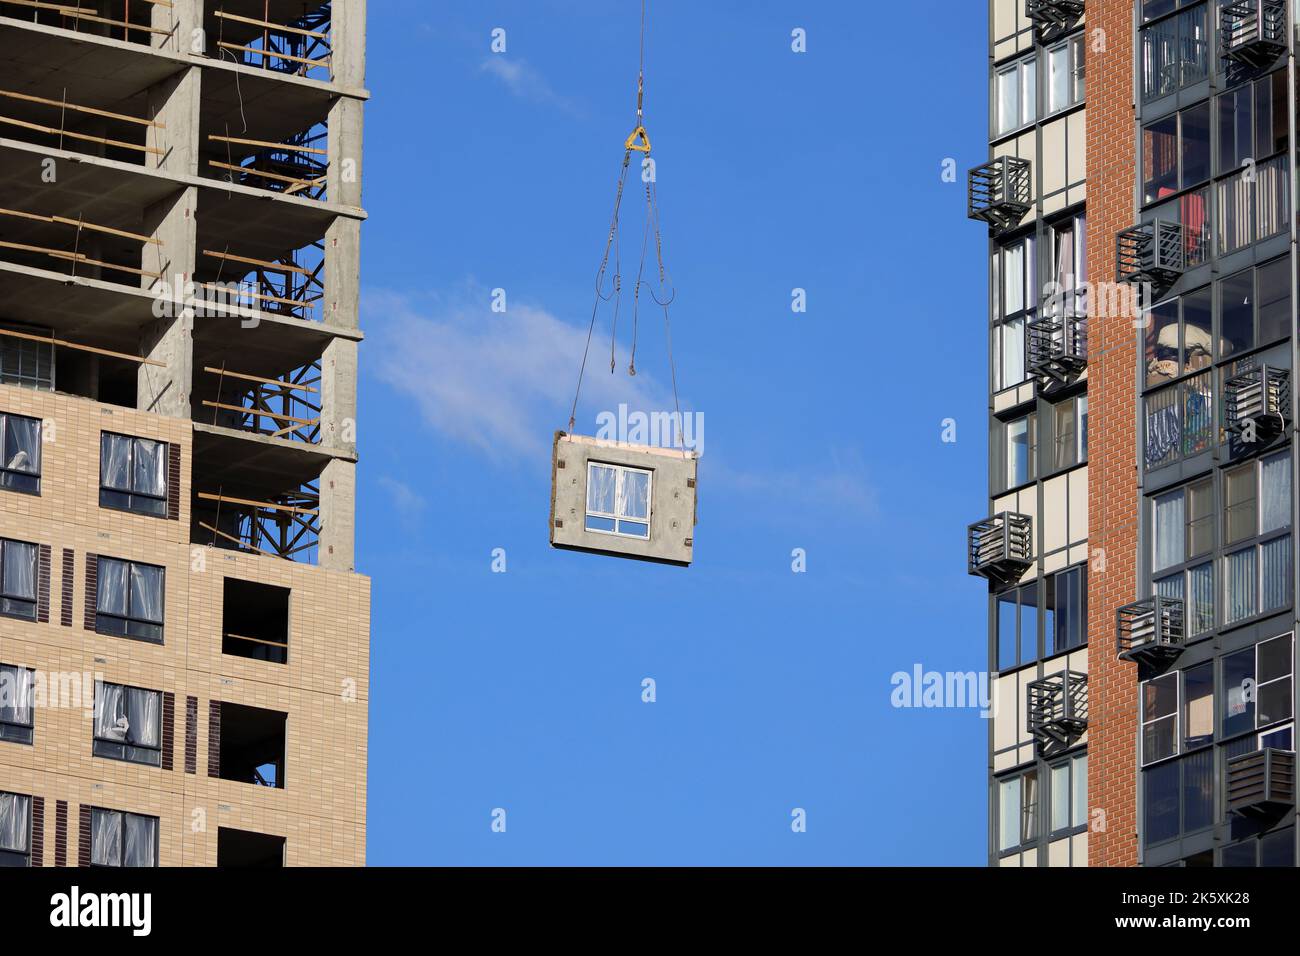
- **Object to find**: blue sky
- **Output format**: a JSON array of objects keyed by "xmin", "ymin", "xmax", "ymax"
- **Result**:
[{"xmin": 359, "ymin": 0, "xmax": 991, "ymax": 865}]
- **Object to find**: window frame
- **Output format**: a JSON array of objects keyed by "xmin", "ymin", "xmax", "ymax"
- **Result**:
[
  {"xmin": 0, "ymin": 537, "xmax": 38, "ymax": 622},
  {"xmin": 0, "ymin": 663, "xmax": 34, "ymax": 746},
  {"xmin": 94, "ymin": 557, "xmax": 166, "ymax": 645},
  {"xmin": 99, "ymin": 432, "xmax": 168, "ymax": 518},
  {"xmin": 92, "ymin": 681, "xmax": 163, "ymax": 768},
  {"xmin": 1046, "ymin": 35, "xmax": 1085, "ymax": 115},
  {"xmin": 584, "ymin": 462, "xmax": 653, "ymax": 541},
  {"xmin": 89, "ymin": 808, "xmax": 159, "ymax": 868},
  {"xmin": 0, "ymin": 412, "xmax": 41, "ymax": 496},
  {"xmin": 1048, "ymin": 750, "xmax": 1088, "ymax": 838},
  {"xmin": 996, "ymin": 766, "xmax": 1040, "ymax": 854},
  {"xmin": 994, "ymin": 53, "xmax": 1038, "ymax": 137},
  {"xmin": 0, "ymin": 790, "xmax": 31, "ymax": 867}
]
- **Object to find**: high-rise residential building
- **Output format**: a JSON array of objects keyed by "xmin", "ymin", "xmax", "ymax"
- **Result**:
[
  {"xmin": 972, "ymin": 0, "xmax": 1298, "ymax": 867},
  {"xmin": 0, "ymin": 0, "xmax": 368, "ymax": 867}
]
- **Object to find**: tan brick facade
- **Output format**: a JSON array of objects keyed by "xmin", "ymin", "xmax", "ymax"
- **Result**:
[
  {"xmin": 0, "ymin": 385, "xmax": 369, "ymax": 866},
  {"xmin": 1085, "ymin": 0, "xmax": 1140, "ymax": 867}
]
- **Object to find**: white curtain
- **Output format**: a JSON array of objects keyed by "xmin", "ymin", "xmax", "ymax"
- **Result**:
[
  {"xmin": 1188, "ymin": 562, "xmax": 1214, "ymax": 636},
  {"xmin": 125, "ymin": 689, "xmax": 160, "ymax": 748},
  {"xmin": 100, "ymin": 434, "xmax": 130, "ymax": 491},
  {"xmin": 133, "ymin": 439, "xmax": 166, "ymax": 497},
  {"xmin": 1, "ymin": 540, "xmax": 36, "ymax": 601},
  {"xmin": 95, "ymin": 683, "xmax": 127, "ymax": 741},
  {"xmin": 0, "ymin": 666, "xmax": 32, "ymax": 726},
  {"xmin": 1152, "ymin": 491, "xmax": 1185, "ymax": 573},
  {"xmin": 128, "ymin": 563, "xmax": 164, "ymax": 623},
  {"xmin": 0, "ymin": 792, "xmax": 29, "ymax": 853},
  {"xmin": 1261, "ymin": 536, "xmax": 1291, "ymax": 613},
  {"xmin": 1225, "ymin": 548, "xmax": 1257, "ymax": 624},
  {"xmin": 91, "ymin": 809, "xmax": 121, "ymax": 867},
  {"xmin": 96, "ymin": 559, "xmax": 129, "ymax": 616},
  {"xmin": 586, "ymin": 465, "xmax": 616, "ymax": 515},
  {"xmin": 1260, "ymin": 453, "xmax": 1292, "ymax": 534},
  {"xmin": 123, "ymin": 814, "xmax": 156, "ymax": 868},
  {"xmin": 3, "ymin": 414, "xmax": 39, "ymax": 474},
  {"xmin": 618, "ymin": 471, "xmax": 649, "ymax": 520}
]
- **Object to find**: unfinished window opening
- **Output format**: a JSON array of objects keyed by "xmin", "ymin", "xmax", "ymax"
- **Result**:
[
  {"xmin": 95, "ymin": 557, "xmax": 165, "ymax": 644},
  {"xmin": 196, "ymin": 242, "xmax": 325, "ymax": 324},
  {"xmin": 199, "ymin": 361, "xmax": 322, "ymax": 445},
  {"xmin": 0, "ymin": 0, "xmax": 158, "ymax": 45},
  {"xmin": 0, "ymin": 326, "xmax": 54, "ymax": 391},
  {"xmin": 222, "ymin": 578, "xmax": 290, "ymax": 664},
  {"xmin": 194, "ymin": 482, "xmax": 320, "ymax": 564},
  {"xmin": 206, "ymin": 3, "xmax": 334, "ymax": 81},
  {"xmin": 217, "ymin": 827, "xmax": 285, "ymax": 868},
  {"xmin": 100, "ymin": 433, "xmax": 168, "ymax": 517},
  {"xmin": 205, "ymin": 122, "xmax": 330, "ymax": 202},
  {"xmin": 0, "ymin": 80, "xmax": 160, "ymax": 166},
  {"xmin": 93, "ymin": 682, "xmax": 162, "ymax": 768},
  {"xmin": 0, "ymin": 412, "xmax": 41, "ymax": 495},
  {"xmin": 0, "ymin": 204, "xmax": 163, "ymax": 291},
  {"xmin": 586, "ymin": 462, "xmax": 652, "ymax": 539},
  {"xmin": 216, "ymin": 703, "xmax": 287, "ymax": 789},
  {"xmin": 90, "ymin": 809, "xmax": 158, "ymax": 868},
  {"xmin": 0, "ymin": 791, "xmax": 31, "ymax": 867},
  {"xmin": 0, "ymin": 664, "xmax": 34, "ymax": 745}
]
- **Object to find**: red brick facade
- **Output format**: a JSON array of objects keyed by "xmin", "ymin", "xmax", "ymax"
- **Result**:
[{"xmin": 1085, "ymin": 0, "xmax": 1141, "ymax": 867}]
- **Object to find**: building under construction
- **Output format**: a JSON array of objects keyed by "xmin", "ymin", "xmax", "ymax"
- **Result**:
[{"xmin": 0, "ymin": 0, "xmax": 368, "ymax": 866}]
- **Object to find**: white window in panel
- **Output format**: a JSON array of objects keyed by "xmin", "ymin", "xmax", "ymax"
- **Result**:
[{"xmin": 586, "ymin": 462, "xmax": 652, "ymax": 540}]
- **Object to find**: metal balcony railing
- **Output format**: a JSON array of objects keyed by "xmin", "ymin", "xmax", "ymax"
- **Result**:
[
  {"xmin": 1221, "ymin": 0, "xmax": 1288, "ymax": 70},
  {"xmin": 968, "ymin": 158, "xmax": 1032, "ymax": 234},
  {"xmin": 1027, "ymin": 311, "xmax": 1088, "ymax": 385},
  {"xmin": 1027, "ymin": 670, "xmax": 1088, "ymax": 754},
  {"xmin": 1116, "ymin": 220, "xmax": 1185, "ymax": 288},
  {"xmin": 1026, "ymin": 0, "xmax": 1085, "ymax": 34},
  {"xmin": 967, "ymin": 512, "xmax": 1033, "ymax": 583},
  {"xmin": 1116, "ymin": 595, "xmax": 1185, "ymax": 665},
  {"xmin": 1225, "ymin": 364, "xmax": 1290, "ymax": 444},
  {"xmin": 1226, "ymin": 748, "xmax": 1295, "ymax": 815}
]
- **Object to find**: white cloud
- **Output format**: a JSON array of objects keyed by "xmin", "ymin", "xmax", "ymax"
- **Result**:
[
  {"xmin": 479, "ymin": 57, "xmax": 581, "ymax": 115},
  {"xmin": 367, "ymin": 289, "xmax": 667, "ymax": 461},
  {"xmin": 376, "ymin": 476, "xmax": 427, "ymax": 522}
]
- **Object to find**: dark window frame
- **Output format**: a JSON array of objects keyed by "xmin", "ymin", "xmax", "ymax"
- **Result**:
[
  {"xmin": 89, "ymin": 808, "xmax": 160, "ymax": 868},
  {"xmin": 95, "ymin": 557, "xmax": 165, "ymax": 645},
  {"xmin": 92, "ymin": 681, "xmax": 163, "ymax": 769},
  {"xmin": 0, "ymin": 537, "xmax": 37, "ymax": 622},
  {"xmin": 99, "ymin": 432, "xmax": 168, "ymax": 518},
  {"xmin": 0, "ymin": 412, "xmax": 41, "ymax": 496},
  {"xmin": 0, "ymin": 790, "xmax": 31, "ymax": 867},
  {"xmin": 0, "ymin": 664, "xmax": 33, "ymax": 746}
]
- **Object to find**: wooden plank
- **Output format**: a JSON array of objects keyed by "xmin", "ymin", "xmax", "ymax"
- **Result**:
[
  {"xmin": 200, "ymin": 399, "xmax": 318, "ymax": 427},
  {"xmin": 212, "ymin": 9, "xmax": 328, "ymax": 40},
  {"xmin": 208, "ymin": 158, "xmax": 326, "ymax": 189},
  {"xmin": 208, "ymin": 133, "xmax": 327, "ymax": 156},
  {"xmin": 196, "ymin": 492, "xmax": 318, "ymax": 517},
  {"xmin": 0, "ymin": 115, "xmax": 161, "ymax": 155},
  {"xmin": 0, "ymin": 88, "xmax": 163, "ymax": 129},
  {"xmin": 196, "ymin": 522, "xmax": 282, "ymax": 560},
  {"xmin": 202, "ymin": 249, "xmax": 310, "ymax": 276},
  {"xmin": 216, "ymin": 41, "xmax": 330, "ymax": 69},
  {"xmin": 223, "ymin": 632, "xmax": 289, "ymax": 649},
  {"xmin": 0, "ymin": 239, "xmax": 161, "ymax": 279},
  {"xmin": 0, "ymin": 0, "xmax": 169, "ymax": 34},
  {"xmin": 202, "ymin": 366, "xmax": 318, "ymax": 392},
  {"xmin": 0, "ymin": 326, "xmax": 166, "ymax": 367},
  {"xmin": 0, "ymin": 207, "xmax": 161, "ymax": 245},
  {"xmin": 198, "ymin": 282, "xmax": 314, "ymax": 311}
]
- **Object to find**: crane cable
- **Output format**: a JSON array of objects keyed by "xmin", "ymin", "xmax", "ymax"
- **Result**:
[{"xmin": 568, "ymin": 0, "xmax": 685, "ymax": 446}]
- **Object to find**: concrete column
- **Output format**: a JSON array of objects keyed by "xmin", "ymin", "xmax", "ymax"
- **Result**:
[
  {"xmin": 319, "ymin": 337, "xmax": 358, "ymax": 455},
  {"xmin": 153, "ymin": 0, "xmax": 205, "ymax": 56},
  {"xmin": 138, "ymin": 187, "xmax": 198, "ymax": 417},
  {"xmin": 327, "ymin": 97, "xmax": 364, "ymax": 208},
  {"xmin": 332, "ymin": 0, "xmax": 368, "ymax": 90},
  {"xmin": 324, "ymin": 217, "xmax": 361, "ymax": 330},
  {"xmin": 318, "ymin": 459, "xmax": 356, "ymax": 571},
  {"xmin": 147, "ymin": 65, "xmax": 201, "ymax": 177}
]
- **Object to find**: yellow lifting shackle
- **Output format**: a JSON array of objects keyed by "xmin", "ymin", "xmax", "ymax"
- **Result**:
[{"xmin": 624, "ymin": 70, "xmax": 651, "ymax": 154}]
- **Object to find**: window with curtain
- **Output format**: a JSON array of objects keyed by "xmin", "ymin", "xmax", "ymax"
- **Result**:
[
  {"xmin": 99, "ymin": 433, "xmax": 167, "ymax": 517},
  {"xmin": 994, "ymin": 237, "xmax": 1035, "ymax": 392},
  {"xmin": 0, "ymin": 412, "xmax": 41, "ymax": 495},
  {"xmin": 0, "ymin": 664, "xmax": 34, "ymax": 745},
  {"xmin": 1225, "ymin": 452, "xmax": 1292, "ymax": 625},
  {"xmin": 0, "ymin": 537, "xmax": 37, "ymax": 622},
  {"xmin": 90, "ymin": 809, "xmax": 158, "ymax": 867},
  {"xmin": 93, "ymin": 682, "xmax": 162, "ymax": 767},
  {"xmin": 1049, "ymin": 751, "xmax": 1088, "ymax": 835},
  {"xmin": 95, "ymin": 558, "xmax": 165, "ymax": 644},
  {"xmin": 995, "ymin": 55, "xmax": 1037, "ymax": 135},
  {"xmin": 585, "ymin": 463, "xmax": 652, "ymax": 540},
  {"xmin": 0, "ymin": 791, "xmax": 30, "ymax": 866}
]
